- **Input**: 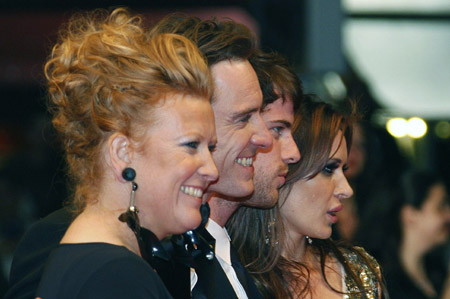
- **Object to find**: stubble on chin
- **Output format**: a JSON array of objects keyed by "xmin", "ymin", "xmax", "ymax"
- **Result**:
[{"xmin": 245, "ymin": 181, "xmax": 278, "ymax": 208}]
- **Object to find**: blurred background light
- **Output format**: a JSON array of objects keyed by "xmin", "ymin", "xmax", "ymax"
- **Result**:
[
  {"xmin": 435, "ymin": 121, "xmax": 450, "ymax": 139},
  {"xmin": 387, "ymin": 117, "xmax": 408, "ymax": 138},
  {"xmin": 343, "ymin": 0, "xmax": 450, "ymax": 13},
  {"xmin": 407, "ymin": 117, "xmax": 427, "ymax": 138},
  {"xmin": 322, "ymin": 72, "xmax": 347, "ymax": 101},
  {"xmin": 386, "ymin": 117, "xmax": 428, "ymax": 138}
]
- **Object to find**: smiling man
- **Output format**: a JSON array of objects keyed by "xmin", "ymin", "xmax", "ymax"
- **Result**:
[
  {"xmin": 154, "ymin": 16, "xmax": 274, "ymax": 299},
  {"xmin": 200, "ymin": 48, "xmax": 303, "ymax": 299},
  {"xmin": 225, "ymin": 51, "xmax": 304, "ymax": 293}
]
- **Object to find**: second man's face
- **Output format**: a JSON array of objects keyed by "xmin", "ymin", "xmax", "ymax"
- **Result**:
[{"xmin": 245, "ymin": 96, "xmax": 300, "ymax": 208}]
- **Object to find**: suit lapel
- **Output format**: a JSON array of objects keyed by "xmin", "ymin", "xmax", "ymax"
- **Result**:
[
  {"xmin": 229, "ymin": 244, "xmax": 263, "ymax": 299},
  {"xmin": 192, "ymin": 228, "xmax": 238, "ymax": 299}
]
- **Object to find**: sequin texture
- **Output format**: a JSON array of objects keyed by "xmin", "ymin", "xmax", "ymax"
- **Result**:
[{"xmin": 341, "ymin": 246, "xmax": 381, "ymax": 299}]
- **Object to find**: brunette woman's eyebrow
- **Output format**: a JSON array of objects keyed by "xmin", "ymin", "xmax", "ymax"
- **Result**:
[{"xmin": 327, "ymin": 158, "xmax": 341, "ymax": 164}]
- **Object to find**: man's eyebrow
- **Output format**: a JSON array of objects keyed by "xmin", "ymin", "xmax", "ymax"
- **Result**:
[
  {"xmin": 268, "ymin": 120, "xmax": 292, "ymax": 128},
  {"xmin": 231, "ymin": 107, "xmax": 259, "ymax": 120}
]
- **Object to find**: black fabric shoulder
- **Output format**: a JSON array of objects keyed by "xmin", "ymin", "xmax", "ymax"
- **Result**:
[
  {"xmin": 5, "ymin": 208, "xmax": 72, "ymax": 299},
  {"xmin": 36, "ymin": 243, "xmax": 172, "ymax": 299}
]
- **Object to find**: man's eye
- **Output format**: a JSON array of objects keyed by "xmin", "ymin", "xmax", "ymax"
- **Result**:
[
  {"xmin": 272, "ymin": 127, "xmax": 283, "ymax": 135},
  {"xmin": 208, "ymin": 144, "xmax": 216, "ymax": 152},
  {"xmin": 269, "ymin": 127, "xmax": 283, "ymax": 139},
  {"xmin": 239, "ymin": 114, "xmax": 251, "ymax": 123}
]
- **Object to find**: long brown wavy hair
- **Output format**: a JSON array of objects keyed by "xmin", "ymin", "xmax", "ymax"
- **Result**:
[{"xmin": 228, "ymin": 99, "xmax": 387, "ymax": 298}]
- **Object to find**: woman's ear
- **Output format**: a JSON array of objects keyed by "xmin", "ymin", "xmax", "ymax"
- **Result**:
[{"xmin": 108, "ymin": 132, "xmax": 134, "ymax": 182}]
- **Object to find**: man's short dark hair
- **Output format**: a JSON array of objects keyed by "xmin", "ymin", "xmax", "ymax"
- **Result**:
[
  {"xmin": 150, "ymin": 14, "xmax": 257, "ymax": 66},
  {"xmin": 250, "ymin": 50, "xmax": 303, "ymax": 112}
]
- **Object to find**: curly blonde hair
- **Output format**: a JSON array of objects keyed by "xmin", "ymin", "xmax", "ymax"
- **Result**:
[{"xmin": 44, "ymin": 8, "xmax": 212, "ymax": 213}]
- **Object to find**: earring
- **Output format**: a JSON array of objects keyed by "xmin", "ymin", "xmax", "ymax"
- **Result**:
[
  {"xmin": 305, "ymin": 235, "xmax": 313, "ymax": 245},
  {"xmin": 121, "ymin": 167, "xmax": 138, "ymax": 212},
  {"xmin": 265, "ymin": 218, "xmax": 279, "ymax": 247},
  {"xmin": 118, "ymin": 168, "xmax": 147, "ymax": 258},
  {"xmin": 118, "ymin": 168, "xmax": 171, "ymax": 265},
  {"xmin": 122, "ymin": 167, "xmax": 136, "ymax": 182},
  {"xmin": 118, "ymin": 167, "xmax": 139, "ymax": 225}
]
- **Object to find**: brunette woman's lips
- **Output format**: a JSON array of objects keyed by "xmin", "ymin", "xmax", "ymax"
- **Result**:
[{"xmin": 327, "ymin": 205, "xmax": 344, "ymax": 223}]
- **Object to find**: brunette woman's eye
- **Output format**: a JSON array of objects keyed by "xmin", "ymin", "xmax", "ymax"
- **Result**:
[
  {"xmin": 343, "ymin": 164, "xmax": 350, "ymax": 172},
  {"xmin": 208, "ymin": 144, "xmax": 216, "ymax": 152},
  {"xmin": 322, "ymin": 162, "xmax": 339, "ymax": 175}
]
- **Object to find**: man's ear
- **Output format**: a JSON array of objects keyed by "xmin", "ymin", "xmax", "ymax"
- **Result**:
[{"xmin": 108, "ymin": 132, "xmax": 134, "ymax": 182}]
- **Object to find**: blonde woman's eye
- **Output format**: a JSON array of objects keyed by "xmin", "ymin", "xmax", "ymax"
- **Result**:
[{"xmin": 184, "ymin": 141, "xmax": 199, "ymax": 149}]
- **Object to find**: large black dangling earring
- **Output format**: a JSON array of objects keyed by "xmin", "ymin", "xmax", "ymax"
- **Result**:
[
  {"xmin": 121, "ymin": 167, "xmax": 138, "ymax": 212},
  {"xmin": 118, "ymin": 168, "xmax": 148, "ymax": 260},
  {"xmin": 118, "ymin": 167, "xmax": 169, "ymax": 264}
]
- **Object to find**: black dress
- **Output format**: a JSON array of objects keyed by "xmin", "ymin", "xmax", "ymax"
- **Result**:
[
  {"xmin": 36, "ymin": 243, "xmax": 172, "ymax": 299},
  {"xmin": 5, "ymin": 208, "xmax": 72, "ymax": 299}
]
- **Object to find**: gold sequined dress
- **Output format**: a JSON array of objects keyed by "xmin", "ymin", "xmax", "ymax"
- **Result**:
[{"xmin": 341, "ymin": 246, "xmax": 382, "ymax": 299}]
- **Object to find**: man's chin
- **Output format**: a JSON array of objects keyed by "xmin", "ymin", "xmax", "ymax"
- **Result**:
[
  {"xmin": 244, "ymin": 192, "xmax": 278, "ymax": 209},
  {"xmin": 208, "ymin": 179, "xmax": 255, "ymax": 199}
]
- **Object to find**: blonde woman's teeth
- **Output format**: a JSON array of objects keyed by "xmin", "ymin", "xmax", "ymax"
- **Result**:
[
  {"xmin": 180, "ymin": 186, "xmax": 203, "ymax": 198},
  {"xmin": 235, "ymin": 157, "xmax": 253, "ymax": 167}
]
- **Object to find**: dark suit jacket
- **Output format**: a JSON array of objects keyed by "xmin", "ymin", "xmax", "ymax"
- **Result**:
[{"xmin": 192, "ymin": 226, "xmax": 262, "ymax": 299}]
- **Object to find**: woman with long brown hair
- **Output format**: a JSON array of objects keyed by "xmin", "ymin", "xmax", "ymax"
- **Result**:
[{"xmin": 228, "ymin": 98, "xmax": 387, "ymax": 298}]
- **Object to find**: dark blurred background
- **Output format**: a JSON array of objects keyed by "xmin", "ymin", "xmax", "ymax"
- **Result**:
[{"xmin": 1, "ymin": 0, "xmax": 450, "ymax": 295}]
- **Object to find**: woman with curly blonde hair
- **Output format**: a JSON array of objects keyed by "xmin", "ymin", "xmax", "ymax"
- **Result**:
[{"xmin": 36, "ymin": 8, "xmax": 218, "ymax": 298}]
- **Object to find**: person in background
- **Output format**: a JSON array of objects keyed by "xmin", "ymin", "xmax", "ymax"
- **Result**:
[
  {"xmin": 229, "ymin": 99, "xmax": 388, "ymax": 299},
  {"xmin": 33, "ymin": 8, "xmax": 219, "ymax": 298},
  {"xmin": 336, "ymin": 120, "xmax": 408, "ymax": 248},
  {"xmin": 382, "ymin": 170, "xmax": 450, "ymax": 299}
]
